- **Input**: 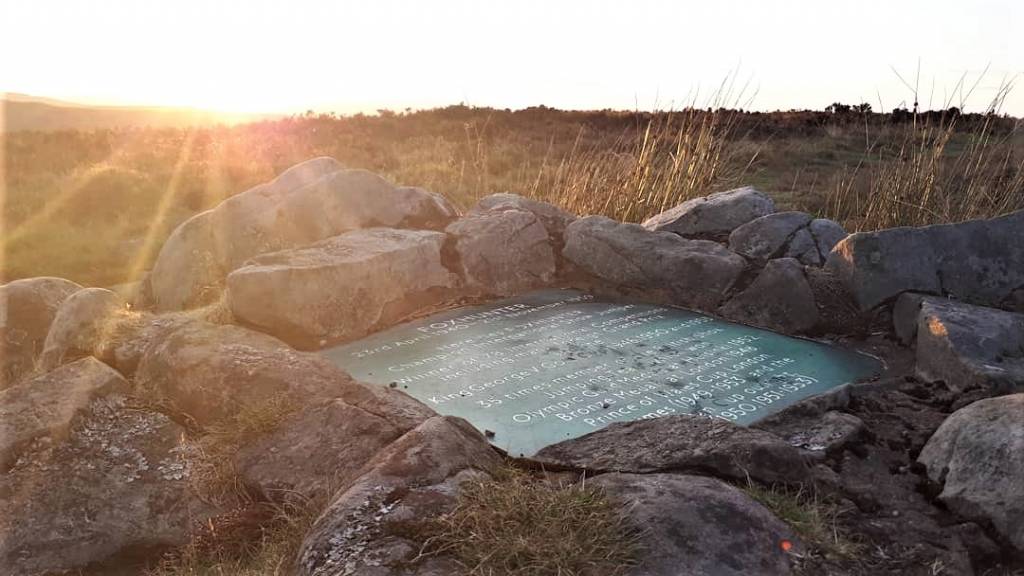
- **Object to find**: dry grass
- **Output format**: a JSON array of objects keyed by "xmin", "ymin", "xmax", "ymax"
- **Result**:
[
  {"xmin": 741, "ymin": 480, "xmax": 862, "ymax": 565},
  {"xmin": 416, "ymin": 467, "xmax": 643, "ymax": 576},
  {"xmin": 148, "ymin": 494, "xmax": 325, "ymax": 576},
  {"xmin": 3, "ymin": 96, "xmax": 1020, "ymax": 287},
  {"xmin": 822, "ymin": 86, "xmax": 1024, "ymax": 230},
  {"xmin": 145, "ymin": 395, "xmax": 308, "ymax": 576},
  {"xmin": 524, "ymin": 106, "xmax": 755, "ymax": 222},
  {"xmin": 184, "ymin": 394, "xmax": 301, "ymax": 505}
]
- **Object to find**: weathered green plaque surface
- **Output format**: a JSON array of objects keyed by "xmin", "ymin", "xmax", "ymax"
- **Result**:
[{"xmin": 322, "ymin": 290, "xmax": 882, "ymax": 456}]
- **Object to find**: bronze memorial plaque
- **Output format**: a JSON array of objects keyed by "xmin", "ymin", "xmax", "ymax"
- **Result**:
[{"xmin": 322, "ymin": 289, "xmax": 882, "ymax": 456}]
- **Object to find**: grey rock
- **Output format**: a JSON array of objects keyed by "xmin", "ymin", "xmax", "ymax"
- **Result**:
[
  {"xmin": 564, "ymin": 216, "xmax": 747, "ymax": 310},
  {"xmin": 471, "ymin": 193, "xmax": 576, "ymax": 250},
  {"xmin": 150, "ymin": 159, "xmax": 456, "ymax": 311},
  {"xmin": 592, "ymin": 473, "xmax": 802, "ymax": 576},
  {"xmin": 207, "ymin": 158, "xmax": 347, "ymax": 270},
  {"xmin": 234, "ymin": 397, "xmax": 429, "ymax": 501},
  {"xmin": 297, "ymin": 416, "xmax": 501, "ymax": 576},
  {"xmin": 0, "ymin": 357, "xmax": 128, "ymax": 469},
  {"xmin": 534, "ymin": 415, "xmax": 811, "ymax": 485},
  {"xmin": 809, "ymin": 218, "xmax": 847, "ymax": 256},
  {"xmin": 891, "ymin": 292, "xmax": 932, "ymax": 345},
  {"xmin": 261, "ymin": 173, "xmax": 456, "ymax": 259},
  {"xmin": 1004, "ymin": 286, "xmax": 1024, "ymax": 313},
  {"xmin": 826, "ymin": 210, "xmax": 1024, "ymax": 310},
  {"xmin": 227, "ymin": 228, "xmax": 459, "ymax": 349},
  {"xmin": 915, "ymin": 299, "xmax": 1024, "ymax": 393},
  {"xmin": 719, "ymin": 257, "xmax": 819, "ymax": 334},
  {"xmin": 446, "ymin": 209, "xmax": 556, "ymax": 296},
  {"xmin": 152, "ymin": 158, "xmax": 344, "ymax": 311},
  {"xmin": 786, "ymin": 228, "xmax": 823, "ymax": 266},
  {"xmin": 0, "ymin": 277, "xmax": 82, "ymax": 388},
  {"xmin": 771, "ymin": 411, "xmax": 865, "ymax": 457},
  {"xmin": 38, "ymin": 287, "xmax": 128, "ymax": 371},
  {"xmin": 110, "ymin": 313, "xmax": 192, "ymax": 377},
  {"xmin": 0, "ymin": 394, "xmax": 216, "ymax": 574},
  {"xmin": 149, "ymin": 210, "xmax": 225, "ymax": 311},
  {"xmin": 151, "ymin": 156, "xmax": 344, "ymax": 309},
  {"xmin": 729, "ymin": 211, "xmax": 813, "ymax": 261},
  {"xmin": 642, "ymin": 186, "xmax": 776, "ymax": 238},
  {"xmin": 132, "ymin": 317, "xmax": 430, "ymax": 434},
  {"xmin": 918, "ymin": 394, "xmax": 1024, "ymax": 552},
  {"xmin": 803, "ymin": 266, "xmax": 867, "ymax": 334},
  {"xmin": 133, "ymin": 320, "xmax": 353, "ymax": 426}
]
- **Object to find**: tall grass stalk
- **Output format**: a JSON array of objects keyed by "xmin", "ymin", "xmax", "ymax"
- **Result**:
[
  {"xmin": 518, "ymin": 96, "xmax": 757, "ymax": 222},
  {"xmin": 824, "ymin": 84, "xmax": 1023, "ymax": 230}
]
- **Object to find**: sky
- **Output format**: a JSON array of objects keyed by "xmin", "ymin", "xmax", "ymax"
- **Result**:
[{"xmin": 1, "ymin": 0, "xmax": 1021, "ymax": 116}]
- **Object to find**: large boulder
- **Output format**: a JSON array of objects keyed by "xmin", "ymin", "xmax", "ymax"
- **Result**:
[
  {"xmin": 781, "ymin": 227, "xmax": 821, "ymax": 266},
  {"xmin": 719, "ymin": 257, "xmax": 820, "ymax": 334},
  {"xmin": 150, "ymin": 158, "xmax": 345, "ymax": 310},
  {"xmin": 809, "ymin": 218, "xmax": 848, "ymax": 257},
  {"xmin": 0, "ymin": 394, "xmax": 216, "ymax": 574},
  {"xmin": 132, "ymin": 316, "xmax": 437, "ymax": 506},
  {"xmin": 133, "ymin": 320, "xmax": 356, "ymax": 426},
  {"xmin": 209, "ymin": 157, "xmax": 348, "ymax": 270},
  {"xmin": 891, "ymin": 292, "xmax": 932, "ymax": 345},
  {"xmin": 534, "ymin": 415, "xmax": 811, "ymax": 486},
  {"xmin": 147, "ymin": 210, "xmax": 224, "ymax": 311},
  {"xmin": 109, "ymin": 313, "xmax": 195, "ymax": 378},
  {"xmin": 641, "ymin": 186, "xmax": 775, "ymax": 239},
  {"xmin": 470, "ymin": 193, "xmax": 576, "ymax": 252},
  {"xmin": 38, "ymin": 287, "xmax": 129, "ymax": 372},
  {"xmin": 234, "ymin": 397, "xmax": 432, "ymax": 501},
  {"xmin": 563, "ymin": 216, "xmax": 747, "ymax": 310},
  {"xmin": 728, "ymin": 212, "xmax": 846, "ymax": 267},
  {"xmin": 728, "ymin": 211, "xmax": 813, "ymax": 261},
  {"xmin": 150, "ymin": 160, "xmax": 457, "ymax": 311},
  {"xmin": 915, "ymin": 299, "xmax": 1024, "ymax": 393},
  {"xmin": 297, "ymin": 416, "xmax": 502, "ymax": 576},
  {"xmin": 446, "ymin": 208, "xmax": 557, "ymax": 296},
  {"xmin": 826, "ymin": 209, "xmax": 1024, "ymax": 311},
  {"xmin": 0, "ymin": 276, "xmax": 82, "ymax": 388},
  {"xmin": 0, "ymin": 357, "xmax": 127, "ymax": 469},
  {"xmin": 918, "ymin": 394, "xmax": 1024, "ymax": 552},
  {"xmin": 254, "ymin": 173, "xmax": 456, "ymax": 261},
  {"xmin": 130, "ymin": 316, "xmax": 434, "ymax": 430},
  {"xmin": 227, "ymin": 228, "xmax": 460, "ymax": 349},
  {"xmin": 592, "ymin": 473, "xmax": 802, "ymax": 576}
]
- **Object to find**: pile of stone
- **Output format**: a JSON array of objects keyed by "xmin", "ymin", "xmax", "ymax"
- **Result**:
[
  {"xmin": 2, "ymin": 157, "xmax": 1022, "ymax": 575},
  {"xmin": 143, "ymin": 175, "xmax": 853, "ymax": 346}
]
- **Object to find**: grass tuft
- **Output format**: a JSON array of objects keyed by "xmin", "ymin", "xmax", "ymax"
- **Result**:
[
  {"xmin": 821, "ymin": 85, "xmax": 1023, "ymax": 230},
  {"xmin": 185, "ymin": 394, "xmax": 301, "ymax": 505},
  {"xmin": 741, "ymin": 480, "xmax": 862, "ymax": 565},
  {"xmin": 148, "ymin": 493, "xmax": 325, "ymax": 576},
  {"xmin": 416, "ymin": 466, "xmax": 643, "ymax": 576}
]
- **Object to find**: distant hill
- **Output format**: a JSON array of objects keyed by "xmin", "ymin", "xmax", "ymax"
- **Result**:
[{"xmin": 1, "ymin": 92, "xmax": 279, "ymax": 131}]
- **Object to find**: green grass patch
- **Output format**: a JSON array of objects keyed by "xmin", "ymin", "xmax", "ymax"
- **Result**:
[
  {"xmin": 416, "ymin": 467, "xmax": 643, "ymax": 576},
  {"xmin": 148, "ymin": 495, "xmax": 324, "ymax": 576},
  {"xmin": 741, "ymin": 480, "xmax": 862, "ymax": 565}
]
